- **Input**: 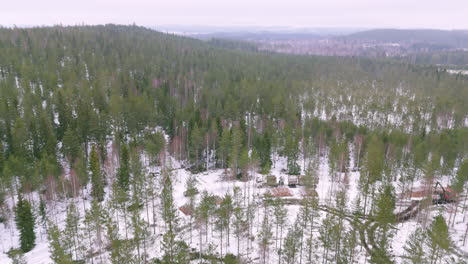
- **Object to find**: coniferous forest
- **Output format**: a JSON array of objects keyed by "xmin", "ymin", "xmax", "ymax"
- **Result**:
[{"xmin": 0, "ymin": 25, "xmax": 467, "ymax": 263}]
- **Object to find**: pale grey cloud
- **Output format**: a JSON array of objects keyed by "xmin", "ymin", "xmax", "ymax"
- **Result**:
[{"xmin": 1, "ymin": 0, "xmax": 467, "ymax": 29}]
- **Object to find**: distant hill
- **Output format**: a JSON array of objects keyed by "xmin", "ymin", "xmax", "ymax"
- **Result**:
[
  {"xmin": 193, "ymin": 31, "xmax": 322, "ymax": 41},
  {"xmin": 344, "ymin": 29, "xmax": 468, "ymax": 48}
]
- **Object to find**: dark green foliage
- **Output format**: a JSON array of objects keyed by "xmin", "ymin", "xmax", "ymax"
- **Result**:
[
  {"xmin": 0, "ymin": 25, "xmax": 465, "ymax": 195},
  {"xmin": 38, "ymin": 199, "xmax": 47, "ymax": 229},
  {"xmin": 144, "ymin": 131, "xmax": 165, "ymax": 164},
  {"xmin": 223, "ymin": 253, "xmax": 239, "ymax": 264},
  {"xmin": 254, "ymin": 132, "xmax": 272, "ymax": 173},
  {"xmin": 117, "ymin": 144, "xmax": 130, "ymax": 191},
  {"xmin": 190, "ymin": 123, "xmax": 203, "ymax": 168},
  {"xmin": 14, "ymin": 195, "xmax": 36, "ymax": 252},
  {"xmin": 90, "ymin": 145, "xmax": 104, "ymax": 201},
  {"xmin": 0, "ymin": 24, "xmax": 466, "ymax": 264},
  {"xmin": 62, "ymin": 128, "xmax": 80, "ymax": 163},
  {"xmin": 285, "ymin": 130, "xmax": 300, "ymax": 175}
]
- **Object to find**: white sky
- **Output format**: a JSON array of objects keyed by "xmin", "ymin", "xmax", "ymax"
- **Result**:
[{"xmin": 1, "ymin": 0, "xmax": 468, "ymax": 29}]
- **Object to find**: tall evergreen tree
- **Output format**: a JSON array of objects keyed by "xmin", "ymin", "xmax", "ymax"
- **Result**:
[
  {"xmin": 282, "ymin": 217, "xmax": 301, "ymax": 264},
  {"xmin": 403, "ymin": 227, "xmax": 427, "ymax": 264},
  {"xmin": 427, "ymin": 215, "xmax": 451, "ymax": 264},
  {"xmin": 15, "ymin": 194, "xmax": 36, "ymax": 252},
  {"xmin": 90, "ymin": 145, "xmax": 104, "ymax": 201},
  {"xmin": 258, "ymin": 204, "xmax": 273, "ymax": 264},
  {"xmin": 371, "ymin": 185, "xmax": 396, "ymax": 264},
  {"xmin": 63, "ymin": 202, "xmax": 83, "ymax": 260},
  {"xmin": 106, "ymin": 215, "xmax": 134, "ymax": 264},
  {"xmin": 272, "ymin": 198, "xmax": 287, "ymax": 264},
  {"xmin": 117, "ymin": 144, "xmax": 130, "ymax": 191},
  {"xmin": 161, "ymin": 169, "xmax": 179, "ymax": 263},
  {"xmin": 47, "ymin": 222, "xmax": 73, "ymax": 264}
]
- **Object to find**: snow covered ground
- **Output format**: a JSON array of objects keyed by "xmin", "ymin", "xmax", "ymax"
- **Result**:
[{"xmin": 0, "ymin": 150, "xmax": 467, "ymax": 263}]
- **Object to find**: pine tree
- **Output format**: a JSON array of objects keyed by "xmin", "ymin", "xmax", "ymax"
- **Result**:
[
  {"xmin": 371, "ymin": 185, "xmax": 396, "ymax": 264},
  {"xmin": 196, "ymin": 191, "xmax": 216, "ymax": 258},
  {"xmin": 272, "ymin": 198, "xmax": 287, "ymax": 264},
  {"xmin": 63, "ymin": 202, "xmax": 82, "ymax": 260},
  {"xmin": 403, "ymin": 227, "xmax": 427, "ymax": 264},
  {"xmin": 106, "ymin": 214, "xmax": 134, "ymax": 264},
  {"xmin": 84, "ymin": 200, "xmax": 106, "ymax": 263},
  {"xmin": 144, "ymin": 131, "xmax": 165, "ymax": 165},
  {"xmin": 301, "ymin": 196, "xmax": 320, "ymax": 264},
  {"xmin": 8, "ymin": 251, "xmax": 27, "ymax": 264},
  {"xmin": 258, "ymin": 203, "xmax": 273, "ymax": 264},
  {"xmin": 15, "ymin": 194, "xmax": 36, "ymax": 252},
  {"xmin": 283, "ymin": 217, "xmax": 301, "ymax": 264},
  {"xmin": 218, "ymin": 126, "xmax": 231, "ymax": 169},
  {"xmin": 427, "ymin": 215, "xmax": 450, "ymax": 264},
  {"xmin": 319, "ymin": 213, "xmax": 335, "ymax": 264},
  {"xmin": 451, "ymin": 159, "xmax": 468, "ymax": 226},
  {"xmin": 161, "ymin": 169, "xmax": 179, "ymax": 263},
  {"xmin": 47, "ymin": 222, "xmax": 73, "ymax": 264},
  {"xmin": 62, "ymin": 128, "xmax": 80, "ymax": 164},
  {"xmin": 232, "ymin": 186, "xmax": 246, "ymax": 258},
  {"xmin": 216, "ymin": 192, "xmax": 233, "ymax": 257},
  {"xmin": 184, "ymin": 175, "xmax": 198, "ymax": 243},
  {"xmin": 117, "ymin": 144, "xmax": 130, "ymax": 191},
  {"xmin": 130, "ymin": 148, "xmax": 145, "ymax": 206},
  {"xmin": 131, "ymin": 209, "xmax": 150, "ymax": 263},
  {"xmin": 90, "ymin": 145, "xmax": 104, "ymax": 201},
  {"xmin": 360, "ymin": 134, "xmax": 384, "ymax": 214},
  {"xmin": 229, "ymin": 126, "xmax": 243, "ymax": 178}
]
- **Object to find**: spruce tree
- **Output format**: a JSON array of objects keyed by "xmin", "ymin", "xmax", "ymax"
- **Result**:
[
  {"xmin": 90, "ymin": 145, "xmax": 104, "ymax": 201},
  {"xmin": 117, "ymin": 144, "xmax": 130, "ymax": 191},
  {"xmin": 229, "ymin": 126, "xmax": 243, "ymax": 178},
  {"xmin": 38, "ymin": 198, "xmax": 47, "ymax": 232},
  {"xmin": 255, "ymin": 132, "xmax": 272, "ymax": 174},
  {"xmin": 285, "ymin": 129, "xmax": 300, "ymax": 175},
  {"xmin": 62, "ymin": 128, "xmax": 80, "ymax": 163},
  {"xmin": 190, "ymin": 123, "xmax": 203, "ymax": 168},
  {"xmin": 218, "ymin": 127, "xmax": 231, "ymax": 169},
  {"xmin": 15, "ymin": 194, "xmax": 36, "ymax": 252}
]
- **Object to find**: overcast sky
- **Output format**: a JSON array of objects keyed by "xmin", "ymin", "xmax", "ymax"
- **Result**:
[{"xmin": 2, "ymin": 0, "xmax": 468, "ymax": 30}]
